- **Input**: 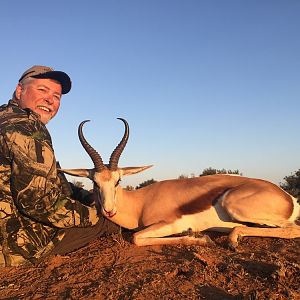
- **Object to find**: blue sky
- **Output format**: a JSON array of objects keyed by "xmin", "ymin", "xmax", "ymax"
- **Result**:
[{"xmin": 1, "ymin": 1, "xmax": 299, "ymax": 189}]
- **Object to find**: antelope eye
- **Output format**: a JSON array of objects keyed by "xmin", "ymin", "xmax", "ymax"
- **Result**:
[{"xmin": 115, "ymin": 179, "xmax": 121, "ymax": 187}]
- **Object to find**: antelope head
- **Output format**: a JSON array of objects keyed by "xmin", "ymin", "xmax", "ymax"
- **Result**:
[{"xmin": 61, "ymin": 118, "xmax": 152, "ymax": 217}]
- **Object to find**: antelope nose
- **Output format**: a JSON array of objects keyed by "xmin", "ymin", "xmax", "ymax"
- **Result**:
[{"xmin": 102, "ymin": 208, "xmax": 116, "ymax": 218}]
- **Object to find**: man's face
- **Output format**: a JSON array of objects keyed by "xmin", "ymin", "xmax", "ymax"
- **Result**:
[{"xmin": 15, "ymin": 78, "xmax": 62, "ymax": 124}]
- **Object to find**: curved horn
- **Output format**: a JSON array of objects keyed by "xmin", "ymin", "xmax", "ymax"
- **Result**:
[
  {"xmin": 109, "ymin": 118, "xmax": 129, "ymax": 170},
  {"xmin": 78, "ymin": 120, "xmax": 106, "ymax": 172}
]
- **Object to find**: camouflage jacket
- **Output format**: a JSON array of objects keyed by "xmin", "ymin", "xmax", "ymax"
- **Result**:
[{"xmin": 0, "ymin": 100, "xmax": 99, "ymax": 266}]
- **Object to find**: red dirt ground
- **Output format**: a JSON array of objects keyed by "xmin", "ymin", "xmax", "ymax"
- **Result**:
[{"xmin": 0, "ymin": 231, "xmax": 299, "ymax": 300}]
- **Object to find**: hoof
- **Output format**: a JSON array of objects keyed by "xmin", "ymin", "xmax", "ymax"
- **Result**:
[
  {"xmin": 228, "ymin": 241, "xmax": 238, "ymax": 251},
  {"xmin": 196, "ymin": 234, "xmax": 215, "ymax": 246},
  {"xmin": 204, "ymin": 235, "xmax": 215, "ymax": 246}
]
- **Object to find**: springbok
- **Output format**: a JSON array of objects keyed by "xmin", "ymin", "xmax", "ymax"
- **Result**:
[{"xmin": 61, "ymin": 118, "xmax": 300, "ymax": 248}]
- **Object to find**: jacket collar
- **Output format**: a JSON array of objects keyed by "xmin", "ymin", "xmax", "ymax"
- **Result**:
[{"xmin": 7, "ymin": 99, "xmax": 42, "ymax": 122}]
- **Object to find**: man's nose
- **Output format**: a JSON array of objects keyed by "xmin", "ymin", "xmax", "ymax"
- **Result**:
[{"xmin": 45, "ymin": 94, "xmax": 54, "ymax": 104}]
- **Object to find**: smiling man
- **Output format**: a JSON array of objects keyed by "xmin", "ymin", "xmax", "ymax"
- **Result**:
[{"xmin": 0, "ymin": 66, "xmax": 119, "ymax": 266}]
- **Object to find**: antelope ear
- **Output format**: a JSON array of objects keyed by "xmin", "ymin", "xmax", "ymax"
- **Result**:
[
  {"xmin": 120, "ymin": 165, "xmax": 153, "ymax": 176},
  {"xmin": 59, "ymin": 168, "xmax": 93, "ymax": 179}
]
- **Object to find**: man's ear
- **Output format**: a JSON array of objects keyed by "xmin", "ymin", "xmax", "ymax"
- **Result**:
[{"xmin": 15, "ymin": 83, "xmax": 23, "ymax": 100}]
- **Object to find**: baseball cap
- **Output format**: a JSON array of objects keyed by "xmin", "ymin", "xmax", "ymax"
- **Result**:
[{"xmin": 18, "ymin": 65, "xmax": 72, "ymax": 94}]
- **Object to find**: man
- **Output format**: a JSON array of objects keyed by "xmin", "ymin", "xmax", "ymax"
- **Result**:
[{"xmin": 0, "ymin": 65, "xmax": 119, "ymax": 267}]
